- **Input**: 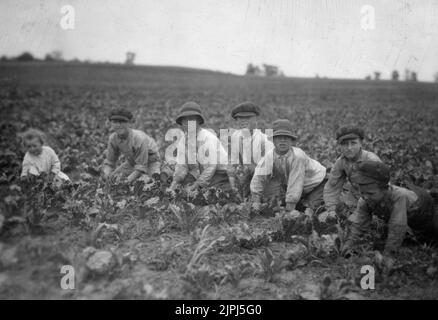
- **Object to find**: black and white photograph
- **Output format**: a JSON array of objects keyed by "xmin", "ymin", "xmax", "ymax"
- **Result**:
[{"xmin": 0, "ymin": 0, "xmax": 438, "ymax": 305}]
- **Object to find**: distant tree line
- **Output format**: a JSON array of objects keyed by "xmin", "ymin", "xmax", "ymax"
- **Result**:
[
  {"xmin": 1, "ymin": 51, "xmax": 78, "ymax": 63},
  {"xmin": 365, "ymin": 69, "xmax": 418, "ymax": 82},
  {"xmin": 3, "ymin": 52, "xmax": 437, "ymax": 82},
  {"xmin": 0, "ymin": 51, "xmax": 136, "ymax": 65},
  {"xmin": 245, "ymin": 63, "xmax": 285, "ymax": 77}
]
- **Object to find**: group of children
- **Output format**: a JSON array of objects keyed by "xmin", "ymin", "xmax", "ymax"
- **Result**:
[{"xmin": 20, "ymin": 101, "xmax": 438, "ymax": 259}]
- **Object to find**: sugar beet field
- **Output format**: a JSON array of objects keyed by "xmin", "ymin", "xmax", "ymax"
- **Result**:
[{"xmin": 0, "ymin": 62, "xmax": 438, "ymax": 300}]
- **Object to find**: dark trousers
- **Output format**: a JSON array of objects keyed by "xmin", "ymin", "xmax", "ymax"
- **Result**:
[
  {"xmin": 180, "ymin": 170, "xmax": 231, "ymax": 191},
  {"xmin": 407, "ymin": 184, "xmax": 438, "ymax": 241}
]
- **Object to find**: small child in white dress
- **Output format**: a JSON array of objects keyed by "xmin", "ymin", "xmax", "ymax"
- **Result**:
[{"xmin": 20, "ymin": 129, "xmax": 70, "ymax": 182}]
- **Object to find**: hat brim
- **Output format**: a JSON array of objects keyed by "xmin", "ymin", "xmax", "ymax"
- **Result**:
[
  {"xmin": 273, "ymin": 131, "xmax": 297, "ymax": 140},
  {"xmin": 109, "ymin": 115, "xmax": 131, "ymax": 122},
  {"xmin": 176, "ymin": 112, "xmax": 205, "ymax": 125},
  {"xmin": 337, "ymin": 133, "xmax": 362, "ymax": 144},
  {"xmin": 232, "ymin": 111, "xmax": 258, "ymax": 119}
]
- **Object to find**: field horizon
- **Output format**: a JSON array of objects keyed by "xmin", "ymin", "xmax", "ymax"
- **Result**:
[{"xmin": 1, "ymin": 61, "xmax": 437, "ymax": 87}]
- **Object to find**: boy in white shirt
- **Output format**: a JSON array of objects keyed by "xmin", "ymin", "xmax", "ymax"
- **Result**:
[
  {"xmin": 168, "ymin": 101, "xmax": 237, "ymax": 193},
  {"xmin": 251, "ymin": 119, "xmax": 327, "ymax": 212}
]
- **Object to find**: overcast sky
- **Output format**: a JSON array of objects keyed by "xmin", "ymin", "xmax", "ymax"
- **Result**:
[{"xmin": 1, "ymin": 0, "xmax": 438, "ymax": 81}]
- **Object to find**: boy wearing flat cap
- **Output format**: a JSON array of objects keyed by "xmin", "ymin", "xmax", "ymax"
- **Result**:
[
  {"xmin": 230, "ymin": 101, "xmax": 274, "ymax": 198},
  {"xmin": 102, "ymin": 108, "xmax": 161, "ymax": 184},
  {"xmin": 344, "ymin": 160, "xmax": 437, "ymax": 257},
  {"xmin": 324, "ymin": 125, "xmax": 381, "ymax": 215},
  {"xmin": 250, "ymin": 119, "xmax": 327, "ymax": 212},
  {"xmin": 168, "ymin": 101, "xmax": 237, "ymax": 193}
]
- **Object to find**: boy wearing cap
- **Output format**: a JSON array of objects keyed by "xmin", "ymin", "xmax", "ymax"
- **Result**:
[
  {"xmin": 324, "ymin": 126, "xmax": 381, "ymax": 214},
  {"xmin": 168, "ymin": 101, "xmax": 237, "ymax": 193},
  {"xmin": 344, "ymin": 160, "xmax": 437, "ymax": 256},
  {"xmin": 250, "ymin": 119, "xmax": 327, "ymax": 212},
  {"xmin": 230, "ymin": 101, "xmax": 274, "ymax": 198},
  {"xmin": 102, "ymin": 108, "xmax": 161, "ymax": 184}
]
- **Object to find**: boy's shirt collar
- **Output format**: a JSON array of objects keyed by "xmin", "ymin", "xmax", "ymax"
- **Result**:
[{"xmin": 274, "ymin": 147, "xmax": 292, "ymax": 159}]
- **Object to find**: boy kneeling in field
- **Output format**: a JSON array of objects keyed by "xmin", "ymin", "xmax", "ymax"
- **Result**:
[
  {"xmin": 230, "ymin": 101, "xmax": 274, "ymax": 199},
  {"xmin": 21, "ymin": 128, "xmax": 70, "ymax": 183},
  {"xmin": 102, "ymin": 108, "xmax": 161, "ymax": 184},
  {"xmin": 168, "ymin": 101, "xmax": 238, "ymax": 194},
  {"xmin": 250, "ymin": 119, "xmax": 327, "ymax": 213},
  {"xmin": 324, "ymin": 126, "xmax": 381, "ymax": 215},
  {"xmin": 344, "ymin": 161, "xmax": 438, "ymax": 259}
]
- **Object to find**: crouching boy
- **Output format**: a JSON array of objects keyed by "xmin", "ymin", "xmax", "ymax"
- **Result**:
[
  {"xmin": 102, "ymin": 108, "xmax": 161, "ymax": 184},
  {"xmin": 250, "ymin": 119, "xmax": 327, "ymax": 212},
  {"xmin": 324, "ymin": 126, "xmax": 381, "ymax": 214},
  {"xmin": 168, "ymin": 101, "xmax": 237, "ymax": 194},
  {"xmin": 344, "ymin": 161, "xmax": 438, "ymax": 257},
  {"xmin": 169, "ymin": 102, "xmax": 237, "ymax": 193}
]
